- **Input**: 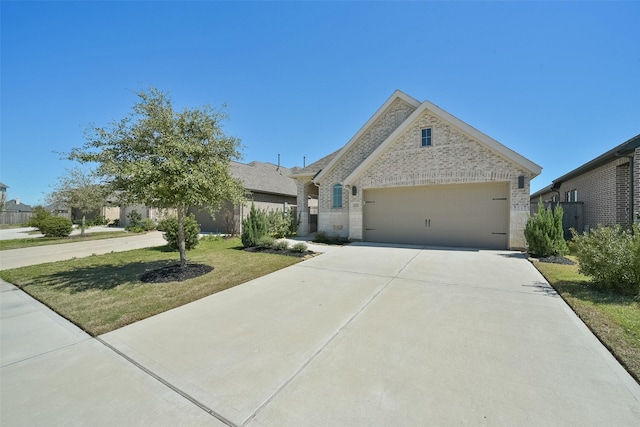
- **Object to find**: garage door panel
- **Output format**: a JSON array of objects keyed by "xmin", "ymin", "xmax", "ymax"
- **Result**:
[{"xmin": 363, "ymin": 183, "xmax": 508, "ymax": 249}]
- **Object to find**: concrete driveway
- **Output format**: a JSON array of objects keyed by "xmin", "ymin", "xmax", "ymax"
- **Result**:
[
  {"xmin": 99, "ymin": 244, "xmax": 639, "ymax": 426},
  {"xmin": 2, "ymin": 243, "xmax": 639, "ymax": 426}
]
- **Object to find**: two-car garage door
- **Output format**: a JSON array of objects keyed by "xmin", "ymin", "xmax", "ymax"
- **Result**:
[{"xmin": 363, "ymin": 182, "xmax": 509, "ymax": 249}]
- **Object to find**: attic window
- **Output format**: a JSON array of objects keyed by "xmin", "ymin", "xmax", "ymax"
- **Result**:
[{"xmin": 421, "ymin": 128, "xmax": 432, "ymax": 147}]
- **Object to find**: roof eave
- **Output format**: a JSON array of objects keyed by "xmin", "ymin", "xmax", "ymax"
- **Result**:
[
  {"xmin": 313, "ymin": 90, "xmax": 421, "ymax": 184},
  {"xmin": 344, "ymin": 100, "xmax": 542, "ymax": 186}
]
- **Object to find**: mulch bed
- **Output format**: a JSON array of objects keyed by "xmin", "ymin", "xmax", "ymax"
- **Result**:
[
  {"xmin": 140, "ymin": 263, "xmax": 214, "ymax": 283},
  {"xmin": 532, "ymin": 255, "xmax": 576, "ymax": 265},
  {"xmin": 243, "ymin": 247, "xmax": 317, "ymax": 258}
]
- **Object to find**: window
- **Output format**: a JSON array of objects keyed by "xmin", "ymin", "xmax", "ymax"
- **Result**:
[
  {"xmin": 421, "ymin": 128, "xmax": 432, "ymax": 147},
  {"xmin": 565, "ymin": 191, "xmax": 571, "ymax": 202},
  {"xmin": 332, "ymin": 184, "xmax": 343, "ymax": 208},
  {"xmin": 572, "ymin": 189, "xmax": 578, "ymax": 202}
]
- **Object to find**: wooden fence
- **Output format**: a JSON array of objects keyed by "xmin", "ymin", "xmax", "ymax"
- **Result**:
[{"xmin": 0, "ymin": 211, "xmax": 34, "ymax": 225}]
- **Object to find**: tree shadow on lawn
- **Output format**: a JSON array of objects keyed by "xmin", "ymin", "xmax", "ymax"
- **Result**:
[
  {"xmin": 41, "ymin": 259, "xmax": 179, "ymax": 293},
  {"xmin": 553, "ymin": 280, "xmax": 639, "ymax": 307}
]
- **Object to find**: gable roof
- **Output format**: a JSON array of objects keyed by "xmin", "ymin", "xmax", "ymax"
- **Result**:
[
  {"xmin": 530, "ymin": 133, "xmax": 640, "ymax": 198},
  {"xmin": 231, "ymin": 161, "xmax": 297, "ymax": 197},
  {"xmin": 310, "ymin": 90, "xmax": 421, "ymax": 184},
  {"xmin": 343, "ymin": 96, "xmax": 542, "ymax": 185}
]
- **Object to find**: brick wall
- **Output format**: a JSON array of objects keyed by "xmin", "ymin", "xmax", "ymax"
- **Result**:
[
  {"xmin": 317, "ymin": 98, "xmax": 418, "ymax": 237},
  {"xmin": 635, "ymin": 147, "xmax": 640, "ymax": 223},
  {"xmin": 557, "ymin": 157, "xmax": 630, "ymax": 230},
  {"xmin": 318, "ymin": 106, "xmax": 532, "ymax": 249}
]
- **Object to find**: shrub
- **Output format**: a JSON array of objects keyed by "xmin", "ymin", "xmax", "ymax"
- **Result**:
[
  {"xmin": 27, "ymin": 206, "xmax": 52, "ymax": 230},
  {"xmin": 241, "ymin": 203, "xmax": 269, "ymax": 247},
  {"xmin": 272, "ymin": 240, "xmax": 290, "ymax": 251},
  {"xmin": 39, "ymin": 216, "xmax": 73, "ymax": 237},
  {"xmin": 524, "ymin": 200, "xmax": 568, "ymax": 257},
  {"xmin": 158, "ymin": 214, "xmax": 201, "ymax": 251},
  {"xmin": 255, "ymin": 235, "xmax": 276, "ymax": 249},
  {"xmin": 291, "ymin": 242, "xmax": 308, "ymax": 253},
  {"xmin": 265, "ymin": 209, "xmax": 290, "ymax": 238},
  {"xmin": 571, "ymin": 224, "xmax": 640, "ymax": 295},
  {"xmin": 140, "ymin": 218, "xmax": 157, "ymax": 231},
  {"xmin": 127, "ymin": 209, "xmax": 142, "ymax": 227}
]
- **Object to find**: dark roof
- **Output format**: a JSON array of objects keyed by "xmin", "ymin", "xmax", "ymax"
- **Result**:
[
  {"xmin": 4, "ymin": 199, "xmax": 32, "ymax": 212},
  {"xmin": 289, "ymin": 149, "xmax": 341, "ymax": 178},
  {"xmin": 531, "ymin": 133, "xmax": 640, "ymax": 198},
  {"xmin": 231, "ymin": 161, "xmax": 297, "ymax": 197}
]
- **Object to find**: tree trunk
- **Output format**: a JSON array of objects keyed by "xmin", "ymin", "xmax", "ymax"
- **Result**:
[
  {"xmin": 177, "ymin": 206, "xmax": 187, "ymax": 268},
  {"xmin": 81, "ymin": 214, "xmax": 86, "ymax": 236}
]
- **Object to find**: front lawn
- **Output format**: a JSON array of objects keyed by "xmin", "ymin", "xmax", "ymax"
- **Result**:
[
  {"xmin": 0, "ymin": 237, "xmax": 301, "ymax": 335},
  {"xmin": 534, "ymin": 258, "xmax": 640, "ymax": 383},
  {"xmin": 0, "ymin": 230, "xmax": 130, "ymax": 250}
]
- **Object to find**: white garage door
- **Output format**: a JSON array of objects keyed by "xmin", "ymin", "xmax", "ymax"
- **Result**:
[{"xmin": 363, "ymin": 182, "xmax": 509, "ymax": 249}]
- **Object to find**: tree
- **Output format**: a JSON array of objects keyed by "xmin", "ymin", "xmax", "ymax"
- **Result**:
[
  {"xmin": 47, "ymin": 166, "xmax": 108, "ymax": 236},
  {"xmin": 70, "ymin": 87, "xmax": 245, "ymax": 267}
]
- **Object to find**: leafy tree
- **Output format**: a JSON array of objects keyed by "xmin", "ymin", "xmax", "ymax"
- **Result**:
[
  {"xmin": 47, "ymin": 166, "xmax": 108, "ymax": 236},
  {"xmin": 70, "ymin": 87, "xmax": 244, "ymax": 267},
  {"xmin": 524, "ymin": 199, "xmax": 568, "ymax": 257}
]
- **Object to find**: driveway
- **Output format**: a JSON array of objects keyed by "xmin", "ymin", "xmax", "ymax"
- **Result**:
[{"xmin": 2, "ymin": 244, "xmax": 639, "ymax": 425}]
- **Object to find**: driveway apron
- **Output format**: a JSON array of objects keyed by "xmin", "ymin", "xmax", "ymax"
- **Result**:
[{"xmin": 101, "ymin": 244, "xmax": 640, "ymax": 426}]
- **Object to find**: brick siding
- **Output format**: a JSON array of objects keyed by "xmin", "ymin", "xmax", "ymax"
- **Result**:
[{"xmin": 315, "ymin": 104, "xmax": 532, "ymax": 249}]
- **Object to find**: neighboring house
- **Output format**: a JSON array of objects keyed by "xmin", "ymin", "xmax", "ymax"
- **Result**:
[
  {"xmin": 291, "ymin": 90, "xmax": 541, "ymax": 250},
  {"xmin": 0, "ymin": 182, "xmax": 8, "ymax": 208},
  {"xmin": 530, "ymin": 134, "xmax": 640, "ymax": 234},
  {"xmin": 190, "ymin": 161, "xmax": 297, "ymax": 234},
  {"xmin": 119, "ymin": 205, "xmax": 176, "ymax": 227},
  {"xmin": 4, "ymin": 198, "xmax": 32, "ymax": 212}
]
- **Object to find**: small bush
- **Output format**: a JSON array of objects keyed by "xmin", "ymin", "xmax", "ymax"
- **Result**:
[
  {"xmin": 158, "ymin": 214, "xmax": 201, "ymax": 251},
  {"xmin": 291, "ymin": 242, "xmax": 308, "ymax": 253},
  {"xmin": 28, "ymin": 206, "xmax": 52, "ymax": 230},
  {"xmin": 140, "ymin": 218, "xmax": 157, "ymax": 231},
  {"xmin": 272, "ymin": 240, "xmax": 290, "ymax": 251},
  {"xmin": 127, "ymin": 210, "xmax": 142, "ymax": 226},
  {"xmin": 571, "ymin": 224, "xmax": 640, "ymax": 295},
  {"xmin": 241, "ymin": 203, "xmax": 269, "ymax": 247},
  {"xmin": 525, "ymin": 200, "xmax": 568, "ymax": 257},
  {"xmin": 40, "ymin": 216, "xmax": 73, "ymax": 237},
  {"xmin": 255, "ymin": 235, "xmax": 276, "ymax": 249}
]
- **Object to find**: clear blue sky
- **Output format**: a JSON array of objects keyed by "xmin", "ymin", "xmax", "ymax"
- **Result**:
[{"xmin": 2, "ymin": 1, "xmax": 639, "ymax": 205}]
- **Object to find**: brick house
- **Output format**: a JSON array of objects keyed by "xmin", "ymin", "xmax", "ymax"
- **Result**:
[
  {"xmin": 190, "ymin": 161, "xmax": 297, "ymax": 234},
  {"xmin": 291, "ymin": 90, "xmax": 541, "ymax": 250},
  {"xmin": 530, "ymin": 134, "xmax": 640, "ymax": 233}
]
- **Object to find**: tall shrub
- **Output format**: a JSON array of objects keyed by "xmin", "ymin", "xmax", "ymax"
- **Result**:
[
  {"xmin": 27, "ymin": 206, "xmax": 52, "ymax": 230},
  {"xmin": 524, "ymin": 200, "xmax": 568, "ymax": 257},
  {"xmin": 241, "ymin": 203, "xmax": 268, "ymax": 247},
  {"xmin": 158, "ymin": 214, "xmax": 200, "ymax": 251},
  {"xmin": 571, "ymin": 225, "xmax": 640, "ymax": 295},
  {"xmin": 40, "ymin": 216, "xmax": 73, "ymax": 237}
]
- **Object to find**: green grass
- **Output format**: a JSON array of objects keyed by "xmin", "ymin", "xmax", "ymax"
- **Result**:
[
  {"xmin": 0, "ymin": 231, "xmax": 131, "ymax": 250},
  {"xmin": 534, "ymin": 257, "xmax": 640, "ymax": 383},
  {"xmin": 0, "ymin": 224, "xmax": 29, "ymax": 230},
  {"xmin": 0, "ymin": 237, "xmax": 301, "ymax": 335}
]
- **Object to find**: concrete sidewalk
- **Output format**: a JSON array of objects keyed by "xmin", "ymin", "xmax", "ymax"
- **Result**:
[
  {"xmin": 0, "ymin": 279, "xmax": 223, "ymax": 426},
  {"xmin": 0, "ymin": 231, "xmax": 167, "ymax": 270}
]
